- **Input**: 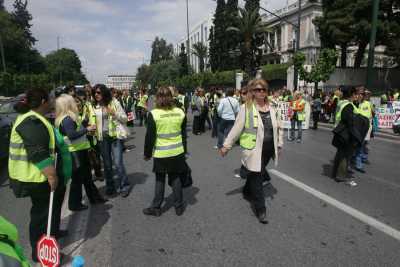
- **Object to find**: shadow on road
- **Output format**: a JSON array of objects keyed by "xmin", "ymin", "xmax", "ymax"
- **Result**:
[
  {"xmin": 161, "ymin": 186, "xmax": 200, "ymax": 213},
  {"xmin": 127, "ymin": 172, "xmax": 148, "ymax": 187},
  {"xmin": 225, "ymin": 183, "xmax": 278, "ymax": 200}
]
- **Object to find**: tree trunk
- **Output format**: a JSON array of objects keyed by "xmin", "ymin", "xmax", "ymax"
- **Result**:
[
  {"xmin": 354, "ymin": 42, "xmax": 368, "ymax": 68},
  {"xmin": 340, "ymin": 44, "xmax": 347, "ymax": 68},
  {"xmin": 314, "ymin": 81, "xmax": 318, "ymax": 93}
]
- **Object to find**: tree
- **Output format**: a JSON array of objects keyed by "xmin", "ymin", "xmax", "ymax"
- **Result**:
[
  {"xmin": 45, "ymin": 48, "xmax": 88, "ymax": 85},
  {"xmin": 178, "ymin": 43, "xmax": 189, "ymax": 76},
  {"xmin": 136, "ymin": 64, "xmax": 152, "ymax": 87},
  {"xmin": 227, "ymin": 8, "xmax": 270, "ymax": 76},
  {"xmin": 209, "ymin": 0, "xmax": 228, "ymax": 71},
  {"xmin": 12, "ymin": 0, "xmax": 36, "ymax": 46},
  {"xmin": 225, "ymin": 0, "xmax": 240, "ymax": 69},
  {"xmin": 150, "ymin": 37, "xmax": 173, "ymax": 65},
  {"xmin": 0, "ymin": 0, "xmax": 5, "ymax": 10},
  {"xmin": 293, "ymin": 48, "xmax": 338, "ymax": 91},
  {"xmin": 191, "ymin": 42, "xmax": 208, "ymax": 73}
]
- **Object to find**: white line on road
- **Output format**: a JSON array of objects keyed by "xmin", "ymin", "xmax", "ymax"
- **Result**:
[{"xmin": 269, "ymin": 168, "xmax": 400, "ymax": 242}]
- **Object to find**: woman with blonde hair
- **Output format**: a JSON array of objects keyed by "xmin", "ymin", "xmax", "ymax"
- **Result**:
[
  {"xmin": 55, "ymin": 94, "xmax": 106, "ymax": 211},
  {"xmin": 219, "ymin": 79, "xmax": 283, "ymax": 224}
]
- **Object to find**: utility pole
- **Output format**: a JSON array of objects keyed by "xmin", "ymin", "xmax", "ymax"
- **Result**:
[
  {"xmin": 186, "ymin": 0, "xmax": 191, "ymax": 75},
  {"xmin": 293, "ymin": 0, "xmax": 302, "ymax": 91},
  {"xmin": 0, "ymin": 33, "xmax": 6, "ymax": 73},
  {"xmin": 366, "ymin": 0, "xmax": 380, "ymax": 90}
]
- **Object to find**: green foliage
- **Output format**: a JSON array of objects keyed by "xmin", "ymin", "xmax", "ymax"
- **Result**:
[
  {"xmin": 150, "ymin": 37, "xmax": 173, "ymax": 65},
  {"xmin": 191, "ymin": 42, "xmax": 208, "ymax": 73},
  {"xmin": 294, "ymin": 48, "xmax": 337, "ymax": 88},
  {"xmin": 178, "ymin": 43, "xmax": 189, "ymax": 76},
  {"xmin": 0, "ymin": 72, "xmax": 52, "ymax": 95},
  {"xmin": 261, "ymin": 63, "xmax": 290, "ymax": 81},
  {"xmin": 12, "ymin": 0, "xmax": 36, "ymax": 46},
  {"xmin": 45, "ymin": 48, "xmax": 88, "ymax": 85},
  {"xmin": 209, "ymin": 0, "xmax": 228, "ymax": 72},
  {"xmin": 244, "ymin": 0, "xmax": 260, "ymax": 13},
  {"xmin": 227, "ymin": 7, "xmax": 270, "ymax": 76}
]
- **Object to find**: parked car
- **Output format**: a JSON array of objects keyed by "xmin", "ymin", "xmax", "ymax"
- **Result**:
[{"xmin": 0, "ymin": 95, "xmax": 25, "ymax": 160}]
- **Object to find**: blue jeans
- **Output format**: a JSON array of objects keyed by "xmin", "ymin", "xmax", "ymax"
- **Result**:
[
  {"xmin": 217, "ymin": 119, "xmax": 235, "ymax": 148},
  {"xmin": 290, "ymin": 119, "xmax": 303, "ymax": 140},
  {"xmin": 99, "ymin": 136, "xmax": 130, "ymax": 192},
  {"xmin": 355, "ymin": 142, "xmax": 367, "ymax": 170}
]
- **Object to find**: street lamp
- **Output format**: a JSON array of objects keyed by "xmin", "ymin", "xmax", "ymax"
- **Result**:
[
  {"xmin": 186, "ymin": 0, "xmax": 191, "ymax": 75},
  {"xmin": 0, "ymin": 33, "xmax": 6, "ymax": 72},
  {"xmin": 366, "ymin": 0, "xmax": 380, "ymax": 90}
]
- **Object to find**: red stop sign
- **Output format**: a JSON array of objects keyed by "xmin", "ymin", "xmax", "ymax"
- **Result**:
[{"xmin": 37, "ymin": 235, "xmax": 60, "ymax": 267}]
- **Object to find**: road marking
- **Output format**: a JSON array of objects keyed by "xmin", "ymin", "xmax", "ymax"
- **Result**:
[{"xmin": 269, "ymin": 168, "xmax": 400, "ymax": 242}]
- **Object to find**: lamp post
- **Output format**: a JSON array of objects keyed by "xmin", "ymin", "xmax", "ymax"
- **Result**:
[
  {"xmin": 366, "ymin": 0, "xmax": 380, "ymax": 90},
  {"xmin": 186, "ymin": 0, "xmax": 191, "ymax": 75},
  {"xmin": 293, "ymin": 0, "xmax": 302, "ymax": 91}
]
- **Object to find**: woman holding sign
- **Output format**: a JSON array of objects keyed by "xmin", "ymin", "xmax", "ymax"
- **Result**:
[{"xmin": 219, "ymin": 79, "xmax": 283, "ymax": 224}]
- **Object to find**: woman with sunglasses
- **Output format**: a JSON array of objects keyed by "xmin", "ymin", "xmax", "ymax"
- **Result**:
[
  {"xmin": 219, "ymin": 79, "xmax": 283, "ymax": 224},
  {"xmin": 93, "ymin": 84, "xmax": 130, "ymax": 197}
]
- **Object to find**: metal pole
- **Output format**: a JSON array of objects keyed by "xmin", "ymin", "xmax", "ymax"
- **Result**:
[
  {"xmin": 186, "ymin": 0, "xmax": 191, "ymax": 75},
  {"xmin": 0, "ymin": 33, "xmax": 6, "ymax": 73},
  {"xmin": 57, "ymin": 36, "xmax": 62, "ymax": 86},
  {"xmin": 366, "ymin": 0, "xmax": 380, "ymax": 90},
  {"xmin": 293, "ymin": 0, "xmax": 302, "ymax": 91}
]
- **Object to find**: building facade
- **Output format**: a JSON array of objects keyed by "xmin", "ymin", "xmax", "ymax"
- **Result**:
[
  {"xmin": 174, "ymin": 14, "xmax": 213, "ymax": 73},
  {"xmin": 106, "ymin": 75, "xmax": 136, "ymax": 91}
]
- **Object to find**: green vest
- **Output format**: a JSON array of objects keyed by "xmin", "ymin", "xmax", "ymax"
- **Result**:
[
  {"xmin": 359, "ymin": 100, "xmax": 372, "ymax": 119},
  {"xmin": 82, "ymin": 101, "xmax": 96, "ymax": 126},
  {"xmin": 0, "ymin": 216, "xmax": 31, "ymax": 267},
  {"xmin": 335, "ymin": 100, "xmax": 359, "ymax": 126},
  {"xmin": 54, "ymin": 128, "xmax": 72, "ymax": 184},
  {"xmin": 56, "ymin": 115, "xmax": 91, "ymax": 152},
  {"xmin": 151, "ymin": 108, "xmax": 185, "ymax": 158},
  {"xmin": 240, "ymin": 104, "xmax": 258, "ymax": 150},
  {"xmin": 9, "ymin": 111, "xmax": 55, "ymax": 183},
  {"xmin": 137, "ymin": 94, "xmax": 148, "ymax": 109},
  {"xmin": 292, "ymin": 99, "xmax": 306, "ymax": 121}
]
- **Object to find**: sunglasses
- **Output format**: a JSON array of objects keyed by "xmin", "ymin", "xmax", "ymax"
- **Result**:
[
  {"xmin": 95, "ymin": 91, "xmax": 102, "ymax": 95},
  {"xmin": 254, "ymin": 88, "xmax": 267, "ymax": 92}
]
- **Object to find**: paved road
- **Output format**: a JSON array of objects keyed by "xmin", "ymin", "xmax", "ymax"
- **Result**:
[{"xmin": 1, "ymin": 120, "xmax": 400, "ymax": 266}]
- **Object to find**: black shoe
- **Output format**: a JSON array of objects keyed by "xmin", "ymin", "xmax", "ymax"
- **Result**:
[
  {"xmin": 70, "ymin": 204, "xmax": 88, "ymax": 212},
  {"xmin": 257, "ymin": 211, "xmax": 268, "ymax": 224},
  {"xmin": 56, "ymin": 229, "xmax": 69, "ymax": 239},
  {"xmin": 355, "ymin": 167, "xmax": 366, "ymax": 173},
  {"xmin": 120, "ymin": 190, "xmax": 130, "ymax": 198},
  {"xmin": 242, "ymin": 190, "xmax": 252, "ymax": 201},
  {"xmin": 143, "ymin": 207, "xmax": 161, "ymax": 217},
  {"xmin": 175, "ymin": 205, "xmax": 185, "ymax": 216}
]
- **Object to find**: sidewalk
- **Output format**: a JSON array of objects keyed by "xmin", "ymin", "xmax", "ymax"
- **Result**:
[{"xmin": 319, "ymin": 122, "xmax": 399, "ymax": 140}]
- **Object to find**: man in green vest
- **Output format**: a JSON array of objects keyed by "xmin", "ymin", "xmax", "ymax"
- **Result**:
[
  {"xmin": 0, "ymin": 216, "xmax": 31, "ymax": 267},
  {"xmin": 137, "ymin": 89, "xmax": 148, "ymax": 126},
  {"xmin": 8, "ymin": 89, "xmax": 67, "ymax": 263},
  {"xmin": 331, "ymin": 87, "xmax": 360, "ymax": 186}
]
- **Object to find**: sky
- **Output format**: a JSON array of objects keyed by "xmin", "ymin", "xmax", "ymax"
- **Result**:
[{"xmin": 4, "ymin": 0, "xmax": 295, "ymax": 84}]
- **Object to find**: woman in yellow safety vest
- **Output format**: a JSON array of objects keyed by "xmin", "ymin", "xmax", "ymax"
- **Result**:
[
  {"xmin": 289, "ymin": 91, "xmax": 306, "ymax": 142},
  {"xmin": 92, "ymin": 84, "xmax": 131, "ymax": 197},
  {"xmin": 55, "ymin": 94, "xmax": 107, "ymax": 211},
  {"xmin": 219, "ymin": 79, "xmax": 283, "ymax": 224},
  {"xmin": 143, "ymin": 87, "xmax": 191, "ymax": 217}
]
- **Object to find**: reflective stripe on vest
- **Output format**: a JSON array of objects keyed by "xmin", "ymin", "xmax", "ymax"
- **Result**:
[
  {"xmin": 8, "ymin": 111, "xmax": 55, "ymax": 183},
  {"xmin": 151, "ymin": 108, "xmax": 185, "ymax": 158},
  {"xmin": 240, "ymin": 104, "xmax": 258, "ymax": 150},
  {"xmin": 56, "ymin": 115, "xmax": 91, "ymax": 152}
]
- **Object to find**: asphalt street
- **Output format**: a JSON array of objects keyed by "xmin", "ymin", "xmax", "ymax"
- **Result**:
[{"xmin": 1, "ymin": 119, "xmax": 400, "ymax": 266}]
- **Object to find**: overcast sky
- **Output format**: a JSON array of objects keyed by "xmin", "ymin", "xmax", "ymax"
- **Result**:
[{"xmin": 4, "ymin": 0, "xmax": 295, "ymax": 84}]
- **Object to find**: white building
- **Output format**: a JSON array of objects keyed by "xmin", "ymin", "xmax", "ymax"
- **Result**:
[
  {"xmin": 174, "ymin": 14, "xmax": 213, "ymax": 73},
  {"xmin": 106, "ymin": 75, "xmax": 135, "ymax": 91}
]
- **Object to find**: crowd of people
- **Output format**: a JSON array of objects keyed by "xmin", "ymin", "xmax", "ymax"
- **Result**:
[{"xmin": 2, "ymin": 78, "xmax": 380, "ymax": 265}]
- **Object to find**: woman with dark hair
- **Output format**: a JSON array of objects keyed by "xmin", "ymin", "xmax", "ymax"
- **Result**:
[
  {"xmin": 8, "ymin": 89, "xmax": 68, "ymax": 262},
  {"xmin": 143, "ymin": 87, "xmax": 190, "ymax": 217},
  {"xmin": 219, "ymin": 79, "xmax": 283, "ymax": 224},
  {"xmin": 93, "ymin": 84, "xmax": 130, "ymax": 197},
  {"xmin": 311, "ymin": 90, "xmax": 322, "ymax": 129}
]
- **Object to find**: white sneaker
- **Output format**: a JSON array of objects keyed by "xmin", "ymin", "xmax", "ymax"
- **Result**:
[
  {"xmin": 345, "ymin": 180, "xmax": 357, "ymax": 187},
  {"xmin": 234, "ymin": 174, "xmax": 241, "ymax": 178},
  {"xmin": 213, "ymin": 146, "xmax": 218, "ymax": 149}
]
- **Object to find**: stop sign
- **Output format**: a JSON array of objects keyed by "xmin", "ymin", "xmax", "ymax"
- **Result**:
[{"xmin": 37, "ymin": 235, "xmax": 60, "ymax": 267}]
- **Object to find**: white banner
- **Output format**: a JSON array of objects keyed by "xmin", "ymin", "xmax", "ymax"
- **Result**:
[
  {"xmin": 378, "ymin": 101, "xmax": 400, "ymax": 129},
  {"xmin": 275, "ymin": 101, "xmax": 310, "ymax": 129}
]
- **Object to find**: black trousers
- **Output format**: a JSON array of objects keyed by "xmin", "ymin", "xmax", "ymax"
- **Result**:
[
  {"xmin": 243, "ymin": 144, "xmax": 274, "ymax": 214},
  {"xmin": 312, "ymin": 111, "xmax": 320, "ymax": 129},
  {"xmin": 137, "ymin": 107, "xmax": 147, "ymax": 126},
  {"xmin": 151, "ymin": 173, "xmax": 183, "ymax": 209},
  {"xmin": 193, "ymin": 115, "xmax": 201, "ymax": 134},
  {"xmin": 332, "ymin": 144, "xmax": 354, "ymax": 180},
  {"xmin": 30, "ymin": 182, "xmax": 66, "ymax": 261},
  {"xmin": 69, "ymin": 150, "xmax": 101, "ymax": 209}
]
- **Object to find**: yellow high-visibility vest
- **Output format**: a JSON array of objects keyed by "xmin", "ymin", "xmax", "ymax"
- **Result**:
[
  {"xmin": 56, "ymin": 115, "xmax": 91, "ymax": 152},
  {"xmin": 151, "ymin": 107, "xmax": 185, "ymax": 158},
  {"xmin": 9, "ymin": 111, "xmax": 55, "ymax": 183},
  {"xmin": 240, "ymin": 104, "xmax": 258, "ymax": 150}
]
